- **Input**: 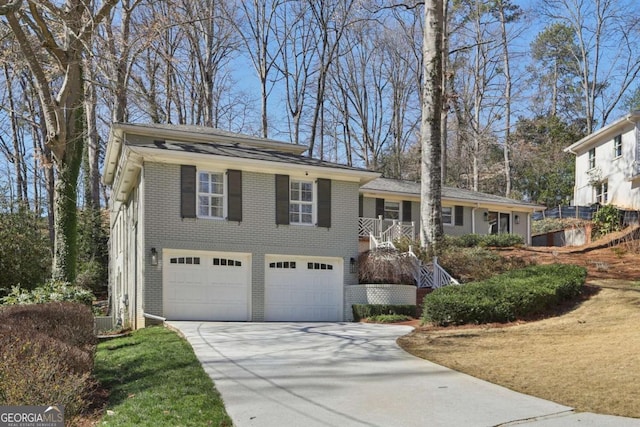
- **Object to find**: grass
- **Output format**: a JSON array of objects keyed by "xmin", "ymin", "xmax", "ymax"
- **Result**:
[
  {"xmin": 398, "ymin": 280, "xmax": 640, "ymax": 418},
  {"xmin": 94, "ymin": 326, "xmax": 232, "ymax": 426}
]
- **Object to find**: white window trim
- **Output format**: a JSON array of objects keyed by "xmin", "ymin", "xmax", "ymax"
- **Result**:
[
  {"xmin": 613, "ymin": 135, "xmax": 622, "ymax": 159},
  {"xmin": 588, "ymin": 148, "xmax": 596, "ymax": 170},
  {"xmin": 442, "ymin": 206, "xmax": 454, "ymax": 226},
  {"xmin": 197, "ymin": 170, "xmax": 227, "ymax": 219},
  {"xmin": 595, "ymin": 180, "xmax": 609, "ymax": 204},
  {"xmin": 289, "ymin": 179, "xmax": 316, "ymax": 226},
  {"xmin": 383, "ymin": 200, "xmax": 401, "ymax": 221}
]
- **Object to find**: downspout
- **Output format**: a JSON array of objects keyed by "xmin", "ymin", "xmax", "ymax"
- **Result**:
[
  {"xmin": 143, "ymin": 312, "xmax": 166, "ymax": 322},
  {"xmin": 527, "ymin": 213, "xmax": 532, "ymax": 246},
  {"xmin": 471, "ymin": 206, "xmax": 478, "ymax": 234}
]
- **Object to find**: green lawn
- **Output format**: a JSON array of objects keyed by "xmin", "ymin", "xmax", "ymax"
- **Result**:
[{"xmin": 94, "ymin": 326, "xmax": 232, "ymax": 426}]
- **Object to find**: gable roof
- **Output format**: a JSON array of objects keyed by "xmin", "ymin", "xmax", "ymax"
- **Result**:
[
  {"xmin": 361, "ymin": 178, "xmax": 544, "ymax": 211},
  {"xmin": 564, "ymin": 111, "xmax": 640, "ymax": 154}
]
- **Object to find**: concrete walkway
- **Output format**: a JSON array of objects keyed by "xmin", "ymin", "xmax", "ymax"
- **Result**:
[{"xmin": 169, "ymin": 322, "xmax": 639, "ymax": 427}]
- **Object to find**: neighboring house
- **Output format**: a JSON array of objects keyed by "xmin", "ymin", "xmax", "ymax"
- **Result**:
[
  {"xmin": 564, "ymin": 111, "xmax": 640, "ymax": 209},
  {"xmin": 103, "ymin": 123, "xmax": 378, "ymax": 328},
  {"xmin": 358, "ymin": 178, "xmax": 542, "ymax": 248},
  {"xmin": 103, "ymin": 123, "xmax": 542, "ymax": 329}
]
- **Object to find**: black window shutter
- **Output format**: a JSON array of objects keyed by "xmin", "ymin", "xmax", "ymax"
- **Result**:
[
  {"xmin": 454, "ymin": 205, "xmax": 464, "ymax": 226},
  {"xmin": 317, "ymin": 178, "xmax": 331, "ymax": 228},
  {"xmin": 227, "ymin": 169, "xmax": 242, "ymax": 222},
  {"xmin": 402, "ymin": 201, "xmax": 412, "ymax": 222},
  {"xmin": 275, "ymin": 174, "xmax": 290, "ymax": 225},
  {"xmin": 375, "ymin": 198, "xmax": 384, "ymax": 217},
  {"xmin": 358, "ymin": 194, "xmax": 363, "ymax": 217},
  {"xmin": 180, "ymin": 165, "xmax": 196, "ymax": 218}
]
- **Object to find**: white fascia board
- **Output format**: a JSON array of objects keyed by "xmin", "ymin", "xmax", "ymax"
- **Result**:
[
  {"xmin": 564, "ymin": 111, "xmax": 640, "ymax": 154},
  {"xmin": 102, "ymin": 127, "xmax": 125, "ymax": 185},
  {"xmin": 112, "ymin": 147, "xmax": 143, "ymax": 202},
  {"xmin": 128, "ymin": 145, "xmax": 380, "ymax": 184}
]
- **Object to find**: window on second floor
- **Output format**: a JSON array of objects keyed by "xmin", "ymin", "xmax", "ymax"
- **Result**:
[
  {"xmin": 614, "ymin": 135, "xmax": 622, "ymax": 158},
  {"xmin": 290, "ymin": 180, "xmax": 314, "ymax": 225},
  {"xmin": 198, "ymin": 171, "xmax": 225, "ymax": 218},
  {"xmin": 588, "ymin": 148, "xmax": 596, "ymax": 169}
]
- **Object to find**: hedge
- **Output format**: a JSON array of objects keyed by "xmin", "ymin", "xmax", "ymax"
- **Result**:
[
  {"xmin": 422, "ymin": 264, "xmax": 587, "ymax": 326},
  {"xmin": 0, "ymin": 302, "xmax": 97, "ymax": 419},
  {"xmin": 352, "ymin": 304, "xmax": 416, "ymax": 321}
]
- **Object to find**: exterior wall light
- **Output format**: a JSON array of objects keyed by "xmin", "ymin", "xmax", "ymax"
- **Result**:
[
  {"xmin": 514, "ymin": 215, "xmax": 520, "ymax": 224},
  {"xmin": 150, "ymin": 247, "xmax": 158, "ymax": 266},
  {"xmin": 350, "ymin": 257, "xmax": 357, "ymax": 273},
  {"xmin": 483, "ymin": 211, "xmax": 489, "ymax": 221}
]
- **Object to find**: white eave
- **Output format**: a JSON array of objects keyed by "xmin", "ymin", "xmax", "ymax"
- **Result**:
[
  {"xmin": 564, "ymin": 111, "xmax": 640, "ymax": 154},
  {"xmin": 112, "ymin": 147, "xmax": 143, "ymax": 202}
]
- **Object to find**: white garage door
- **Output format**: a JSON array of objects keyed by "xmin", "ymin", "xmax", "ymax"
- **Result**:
[
  {"xmin": 264, "ymin": 255, "xmax": 343, "ymax": 321},
  {"xmin": 163, "ymin": 250, "xmax": 251, "ymax": 321}
]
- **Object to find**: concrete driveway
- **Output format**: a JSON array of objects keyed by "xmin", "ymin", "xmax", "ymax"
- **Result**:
[{"xmin": 169, "ymin": 322, "xmax": 639, "ymax": 427}]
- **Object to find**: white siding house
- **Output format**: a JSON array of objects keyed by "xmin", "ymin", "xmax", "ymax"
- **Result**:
[{"xmin": 564, "ymin": 111, "xmax": 640, "ymax": 209}]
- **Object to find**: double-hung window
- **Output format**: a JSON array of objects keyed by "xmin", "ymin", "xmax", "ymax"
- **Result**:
[
  {"xmin": 588, "ymin": 148, "xmax": 596, "ymax": 169},
  {"xmin": 198, "ymin": 171, "xmax": 225, "ymax": 218},
  {"xmin": 290, "ymin": 180, "xmax": 313, "ymax": 224},
  {"xmin": 442, "ymin": 207, "xmax": 453, "ymax": 225},
  {"xmin": 595, "ymin": 180, "xmax": 608, "ymax": 204},
  {"xmin": 614, "ymin": 135, "xmax": 622, "ymax": 158},
  {"xmin": 383, "ymin": 201, "xmax": 400, "ymax": 220}
]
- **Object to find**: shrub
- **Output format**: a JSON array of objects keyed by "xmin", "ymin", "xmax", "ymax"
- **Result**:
[
  {"xmin": 0, "ymin": 302, "xmax": 97, "ymax": 350},
  {"xmin": 352, "ymin": 304, "xmax": 416, "ymax": 321},
  {"xmin": 358, "ymin": 249, "xmax": 417, "ymax": 285},
  {"xmin": 445, "ymin": 233, "xmax": 524, "ymax": 248},
  {"xmin": 1, "ymin": 280, "xmax": 94, "ymax": 306},
  {"xmin": 438, "ymin": 247, "xmax": 531, "ymax": 283},
  {"xmin": 0, "ymin": 207, "xmax": 51, "ymax": 291},
  {"xmin": 422, "ymin": 264, "xmax": 587, "ymax": 326},
  {"xmin": 0, "ymin": 302, "xmax": 97, "ymax": 418},
  {"xmin": 592, "ymin": 204, "xmax": 622, "ymax": 237},
  {"xmin": 367, "ymin": 314, "xmax": 412, "ymax": 323}
]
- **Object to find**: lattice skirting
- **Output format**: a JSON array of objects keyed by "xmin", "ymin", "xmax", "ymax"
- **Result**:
[{"xmin": 344, "ymin": 284, "xmax": 416, "ymax": 322}]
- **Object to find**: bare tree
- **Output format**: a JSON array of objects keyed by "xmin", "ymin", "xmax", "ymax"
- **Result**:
[
  {"xmin": 0, "ymin": 0, "xmax": 118, "ymax": 281},
  {"xmin": 420, "ymin": 0, "xmax": 444, "ymax": 250},
  {"xmin": 541, "ymin": 0, "xmax": 640, "ymax": 132},
  {"xmin": 273, "ymin": 1, "xmax": 314, "ymax": 144}
]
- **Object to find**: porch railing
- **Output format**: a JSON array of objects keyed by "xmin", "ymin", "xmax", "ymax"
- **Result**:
[
  {"xmin": 359, "ymin": 216, "xmax": 415, "ymax": 241},
  {"xmin": 407, "ymin": 248, "xmax": 460, "ymax": 289}
]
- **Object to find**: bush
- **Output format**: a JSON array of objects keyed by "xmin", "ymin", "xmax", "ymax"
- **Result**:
[
  {"xmin": 438, "ymin": 247, "xmax": 531, "ymax": 283},
  {"xmin": 358, "ymin": 249, "xmax": 417, "ymax": 285},
  {"xmin": 422, "ymin": 264, "xmax": 587, "ymax": 326},
  {"xmin": 592, "ymin": 204, "xmax": 622, "ymax": 237},
  {"xmin": 1, "ymin": 280, "xmax": 94, "ymax": 306},
  {"xmin": 352, "ymin": 304, "xmax": 416, "ymax": 321},
  {"xmin": 367, "ymin": 314, "xmax": 412, "ymax": 323},
  {"xmin": 0, "ymin": 302, "xmax": 97, "ymax": 418},
  {"xmin": 0, "ymin": 207, "xmax": 51, "ymax": 291},
  {"xmin": 445, "ymin": 233, "xmax": 524, "ymax": 248},
  {"xmin": 0, "ymin": 302, "xmax": 97, "ymax": 350}
]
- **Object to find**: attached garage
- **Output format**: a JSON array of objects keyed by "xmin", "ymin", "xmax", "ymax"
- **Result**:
[
  {"xmin": 264, "ymin": 255, "xmax": 343, "ymax": 321},
  {"xmin": 163, "ymin": 250, "xmax": 251, "ymax": 321}
]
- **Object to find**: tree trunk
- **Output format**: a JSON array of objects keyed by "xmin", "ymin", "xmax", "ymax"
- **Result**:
[{"xmin": 420, "ymin": 0, "xmax": 444, "ymax": 252}]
